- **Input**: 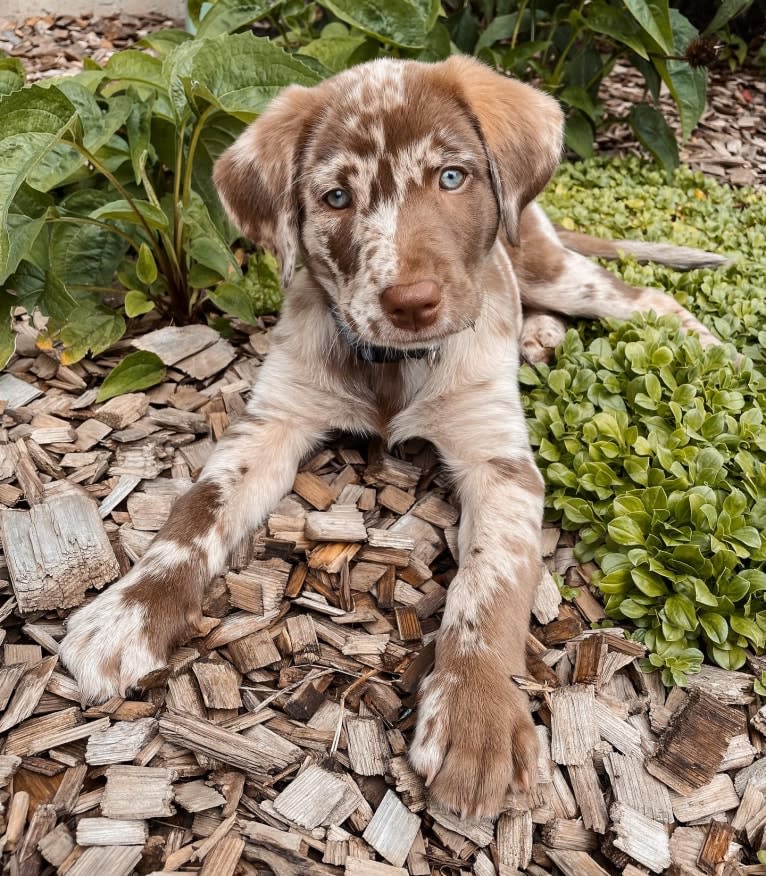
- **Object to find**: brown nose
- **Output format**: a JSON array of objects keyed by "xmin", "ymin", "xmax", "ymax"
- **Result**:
[{"xmin": 380, "ymin": 281, "xmax": 442, "ymax": 331}]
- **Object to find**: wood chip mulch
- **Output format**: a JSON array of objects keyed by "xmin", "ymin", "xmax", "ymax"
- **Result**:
[{"xmin": 1, "ymin": 317, "xmax": 766, "ymax": 876}]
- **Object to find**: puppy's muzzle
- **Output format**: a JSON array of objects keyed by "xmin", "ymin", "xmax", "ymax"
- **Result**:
[{"xmin": 381, "ymin": 280, "xmax": 442, "ymax": 331}]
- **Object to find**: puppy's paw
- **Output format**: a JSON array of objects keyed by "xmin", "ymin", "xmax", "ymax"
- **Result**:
[
  {"xmin": 519, "ymin": 312, "xmax": 568, "ymax": 364},
  {"xmin": 59, "ymin": 585, "xmax": 164, "ymax": 705},
  {"xmin": 409, "ymin": 666, "xmax": 537, "ymax": 818}
]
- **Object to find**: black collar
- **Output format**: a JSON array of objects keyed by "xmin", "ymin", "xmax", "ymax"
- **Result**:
[{"xmin": 331, "ymin": 310, "xmax": 438, "ymax": 364}]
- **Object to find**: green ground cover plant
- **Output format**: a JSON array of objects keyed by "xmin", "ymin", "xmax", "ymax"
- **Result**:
[{"xmin": 528, "ymin": 158, "xmax": 766, "ymax": 684}]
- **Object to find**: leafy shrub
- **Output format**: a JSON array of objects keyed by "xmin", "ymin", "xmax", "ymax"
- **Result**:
[{"xmin": 525, "ymin": 158, "xmax": 766, "ymax": 684}]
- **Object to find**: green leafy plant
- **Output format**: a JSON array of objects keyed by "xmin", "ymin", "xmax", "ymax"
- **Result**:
[
  {"xmin": 524, "ymin": 158, "xmax": 766, "ymax": 684},
  {"xmin": 443, "ymin": 0, "xmax": 759, "ymax": 175},
  {"xmin": 0, "ymin": 30, "xmax": 307, "ymax": 374}
]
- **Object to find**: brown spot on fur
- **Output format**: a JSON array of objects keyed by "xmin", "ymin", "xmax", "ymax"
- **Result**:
[
  {"xmin": 122, "ymin": 555, "xmax": 206, "ymax": 661},
  {"xmin": 489, "ymin": 456, "xmax": 545, "ymax": 497},
  {"xmin": 157, "ymin": 481, "xmax": 223, "ymax": 546}
]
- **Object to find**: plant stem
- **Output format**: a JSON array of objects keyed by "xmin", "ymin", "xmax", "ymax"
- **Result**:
[
  {"xmin": 73, "ymin": 142, "xmax": 186, "ymax": 321},
  {"xmin": 182, "ymin": 105, "xmax": 216, "ymax": 210},
  {"xmin": 511, "ymin": 0, "xmax": 528, "ymax": 49}
]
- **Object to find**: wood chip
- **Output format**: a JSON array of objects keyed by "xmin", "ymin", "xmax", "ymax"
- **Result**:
[
  {"xmin": 1, "ymin": 482, "xmax": 119, "ymax": 611},
  {"xmin": 647, "ymin": 689, "xmax": 741, "ymax": 794},
  {"xmin": 363, "ymin": 789, "xmax": 420, "ymax": 867}
]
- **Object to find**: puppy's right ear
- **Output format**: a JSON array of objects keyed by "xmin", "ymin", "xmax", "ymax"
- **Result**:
[{"xmin": 213, "ymin": 84, "xmax": 318, "ymax": 288}]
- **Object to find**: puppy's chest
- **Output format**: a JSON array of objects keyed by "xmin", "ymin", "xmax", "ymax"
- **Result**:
[{"xmin": 347, "ymin": 361, "xmax": 426, "ymax": 441}]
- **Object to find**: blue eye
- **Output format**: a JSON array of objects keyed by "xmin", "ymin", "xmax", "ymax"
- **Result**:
[
  {"xmin": 439, "ymin": 167, "xmax": 466, "ymax": 191},
  {"xmin": 324, "ymin": 188, "xmax": 351, "ymax": 209}
]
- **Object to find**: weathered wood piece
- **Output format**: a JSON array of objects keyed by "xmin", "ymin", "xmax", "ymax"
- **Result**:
[
  {"xmin": 85, "ymin": 717, "xmax": 158, "ymax": 765},
  {"xmin": 66, "ymin": 845, "xmax": 143, "ymax": 876},
  {"xmin": 604, "ymin": 752, "xmax": 673, "ymax": 824},
  {"xmin": 1, "ymin": 482, "xmax": 119, "ymax": 611},
  {"xmin": 697, "ymin": 819, "xmax": 734, "ymax": 874},
  {"xmin": 346, "ymin": 717, "xmax": 391, "ymax": 776},
  {"xmin": 76, "ymin": 817, "xmax": 148, "ymax": 846},
  {"xmin": 551, "ymin": 685, "xmax": 599, "ymax": 765},
  {"xmin": 363, "ymin": 790, "xmax": 420, "ymax": 867},
  {"xmin": 101, "ymin": 765, "xmax": 176, "ymax": 819},
  {"xmin": 646, "ymin": 688, "xmax": 741, "ymax": 794},
  {"xmin": 273, "ymin": 764, "xmax": 349, "ymax": 829},
  {"xmin": 159, "ymin": 712, "xmax": 300, "ymax": 776},
  {"xmin": 610, "ymin": 803, "xmax": 671, "ymax": 873},
  {"xmin": 671, "ymin": 774, "xmax": 740, "ymax": 823}
]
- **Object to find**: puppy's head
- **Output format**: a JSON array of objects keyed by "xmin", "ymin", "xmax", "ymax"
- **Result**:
[{"xmin": 214, "ymin": 55, "xmax": 563, "ymax": 349}]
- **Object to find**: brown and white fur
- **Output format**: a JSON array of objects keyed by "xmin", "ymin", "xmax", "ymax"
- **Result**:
[{"xmin": 60, "ymin": 55, "xmax": 723, "ymax": 817}]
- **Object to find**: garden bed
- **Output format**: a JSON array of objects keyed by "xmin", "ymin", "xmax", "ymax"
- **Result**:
[{"xmin": 1, "ymin": 319, "xmax": 765, "ymax": 876}]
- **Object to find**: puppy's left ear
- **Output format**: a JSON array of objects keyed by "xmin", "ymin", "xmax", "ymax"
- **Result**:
[
  {"xmin": 213, "ymin": 84, "xmax": 320, "ymax": 288},
  {"xmin": 440, "ymin": 55, "xmax": 563, "ymax": 246}
]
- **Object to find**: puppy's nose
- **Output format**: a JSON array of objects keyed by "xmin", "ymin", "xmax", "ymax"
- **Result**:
[{"xmin": 381, "ymin": 281, "xmax": 442, "ymax": 331}]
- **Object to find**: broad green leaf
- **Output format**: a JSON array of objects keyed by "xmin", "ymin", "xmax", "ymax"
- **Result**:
[
  {"xmin": 103, "ymin": 50, "xmax": 165, "ymax": 93},
  {"xmin": 619, "ymin": 598, "xmax": 648, "ymax": 619},
  {"xmin": 664, "ymin": 594, "xmax": 697, "ymax": 631},
  {"xmin": 656, "ymin": 10, "xmax": 707, "ymax": 141},
  {"xmin": 188, "ymin": 32, "xmax": 323, "ymax": 119},
  {"xmin": 58, "ymin": 304, "xmax": 125, "ymax": 364},
  {"xmin": 704, "ymin": 0, "xmax": 753, "ymax": 34},
  {"xmin": 2, "ymin": 184, "xmax": 53, "ymax": 285},
  {"xmin": 27, "ymin": 85, "xmax": 132, "ymax": 191},
  {"xmin": 138, "ymin": 28, "xmax": 193, "ymax": 55},
  {"xmin": 699, "ymin": 612, "xmax": 728, "ymax": 645},
  {"xmin": 586, "ymin": 3, "xmax": 649, "ymax": 59},
  {"xmin": 298, "ymin": 36, "xmax": 369, "ymax": 73},
  {"xmin": 50, "ymin": 190, "xmax": 129, "ymax": 288},
  {"xmin": 97, "ymin": 350, "xmax": 166, "ymax": 401},
  {"xmin": 712, "ymin": 644, "xmax": 747, "ymax": 671},
  {"xmin": 7, "ymin": 262, "xmax": 77, "ymax": 329},
  {"xmin": 631, "ymin": 568, "xmax": 668, "ymax": 597},
  {"xmin": 322, "ymin": 0, "xmax": 440, "ymax": 48},
  {"xmin": 196, "ymin": 0, "xmax": 282, "ymax": 38},
  {"xmin": 193, "ymin": 111, "xmax": 245, "ymax": 236},
  {"xmin": 0, "ymin": 85, "xmax": 78, "ymax": 279},
  {"xmin": 474, "ymin": 14, "xmax": 518, "ymax": 52},
  {"xmin": 124, "ymin": 289, "xmax": 156, "ymax": 317},
  {"xmin": 136, "ymin": 243, "xmax": 158, "ymax": 286},
  {"xmin": 91, "ymin": 199, "xmax": 170, "ymax": 232},
  {"xmin": 608, "ymin": 515, "xmax": 646, "ymax": 545},
  {"xmin": 184, "ymin": 195, "xmax": 241, "ymax": 279},
  {"xmin": 730, "ymin": 614, "xmax": 765, "ymax": 647},
  {"xmin": 629, "ymin": 104, "xmax": 679, "ymax": 180},
  {"xmin": 564, "ymin": 112, "xmax": 594, "ymax": 159},
  {"xmin": 623, "ymin": 0, "xmax": 674, "ymax": 54},
  {"xmin": 0, "ymin": 57, "xmax": 25, "ymax": 98},
  {"xmin": 559, "ymin": 86, "xmax": 600, "ymax": 122},
  {"xmin": 163, "ymin": 39, "xmax": 207, "ymax": 122}
]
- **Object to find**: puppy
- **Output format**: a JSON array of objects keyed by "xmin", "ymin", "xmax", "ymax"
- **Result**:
[{"xmin": 61, "ymin": 55, "xmax": 722, "ymax": 817}]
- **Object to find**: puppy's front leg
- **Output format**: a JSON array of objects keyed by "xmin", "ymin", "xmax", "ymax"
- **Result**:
[
  {"xmin": 410, "ymin": 437, "xmax": 544, "ymax": 817},
  {"xmin": 60, "ymin": 400, "xmax": 325, "ymax": 705}
]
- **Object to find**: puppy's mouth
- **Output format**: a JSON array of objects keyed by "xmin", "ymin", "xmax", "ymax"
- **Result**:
[{"xmin": 330, "ymin": 309, "xmax": 441, "ymax": 364}]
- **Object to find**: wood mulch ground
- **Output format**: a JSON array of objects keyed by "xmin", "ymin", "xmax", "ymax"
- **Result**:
[
  {"xmin": 1, "ymin": 319, "xmax": 766, "ymax": 876},
  {"xmin": 2, "ymin": 11, "xmax": 766, "ymax": 876}
]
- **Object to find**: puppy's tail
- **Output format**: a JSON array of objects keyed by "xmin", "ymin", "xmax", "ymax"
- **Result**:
[{"xmin": 555, "ymin": 227, "xmax": 729, "ymax": 270}]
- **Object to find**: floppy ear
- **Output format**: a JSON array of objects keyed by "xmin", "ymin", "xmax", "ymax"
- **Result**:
[
  {"xmin": 440, "ymin": 55, "xmax": 564, "ymax": 246},
  {"xmin": 213, "ymin": 84, "xmax": 319, "ymax": 288}
]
